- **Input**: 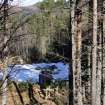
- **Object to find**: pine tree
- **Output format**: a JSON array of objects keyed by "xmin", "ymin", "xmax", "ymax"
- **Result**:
[
  {"xmin": 71, "ymin": 0, "xmax": 83, "ymax": 105},
  {"xmin": 91, "ymin": 0, "xmax": 97, "ymax": 105}
]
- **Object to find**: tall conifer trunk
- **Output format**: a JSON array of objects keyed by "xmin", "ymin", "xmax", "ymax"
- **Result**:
[
  {"xmin": 96, "ymin": 1, "xmax": 103, "ymax": 104},
  {"xmin": 71, "ymin": 0, "xmax": 83, "ymax": 105},
  {"xmin": 102, "ymin": 1, "xmax": 105, "ymax": 104},
  {"xmin": 71, "ymin": 0, "xmax": 76, "ymax": 104},
  {"xmin": 91, "ymin": 0, "xmax": 97, "ymax": 105}
]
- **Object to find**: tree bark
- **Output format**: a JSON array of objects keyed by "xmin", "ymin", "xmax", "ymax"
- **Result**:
[
  {"xmin": 71, "ymin": 0, "xmax": 83, "ymax": 105},
  {"xmin": 76, "ymin": 7, "xmax": 83, "ymax": 105},
  {"xmin": 13, "ymin": 82, "xmax": 24, "ymax": 105},
  {"xmin": 102, "ymin": 1, "xmax": 105, "ymax": 104},
  {"xmin": 91, "ymin": 0, "xmax": 97, "ymax": 105},
  {"xmin": 1, "ymin": 1, "xmax": 9, "ymax": 105},
  {"xmin": 96, "ymin": 22, "xmax": 102, "ymax": 105},
  {"xmin": 71, "ymin": 0, "xmax": 76, "ymax": 104},
  {"xmin": 2, "ymin": 69, "xmax": 7, "ymax": 105}
]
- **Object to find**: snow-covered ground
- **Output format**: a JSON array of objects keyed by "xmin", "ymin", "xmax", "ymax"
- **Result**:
[{"xmin": 0, "ymin": 62, "xmax": 70, "ymax": 83}]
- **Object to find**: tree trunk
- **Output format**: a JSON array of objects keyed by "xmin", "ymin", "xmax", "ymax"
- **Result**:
[
  {"xmin": 71, "ymin": 0, "xmax": 83, "ymax": 105},
  {"xmin": 91, "ymin": 0, "xmax": 97, "ymax": 105},
  {"xmin": 102, "ymin": 1, "xmax": 105, "ymax": 104},
  {"xmin": 2, "ymin": 1, "xmax": 9, "ymax": 105},
  {"xmin": 71, "ymin": 0, "xmax": 76, "ymax": 104},
  {"xmin": 96, "ymin": 22, "xmax": 102, "ymax": 105},
  {"xmin": 76, "ymin": 7, "xmax": 83, "ymax": 105},
  {"xmin": 96, "ymin": 1, "xmax": 104, "ymax": 105},
  {"xmin": 13, "ymin": 82, "xmax": 24, "ymax": 105},
  {"xmin": 2, "ymin": 69, "xmax": 7, "ymax": 105}
]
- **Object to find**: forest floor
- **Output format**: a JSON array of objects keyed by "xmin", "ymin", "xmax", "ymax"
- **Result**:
[{"xmin": 0, "ymin": 84, "xmax": 69, "ymax": 105}]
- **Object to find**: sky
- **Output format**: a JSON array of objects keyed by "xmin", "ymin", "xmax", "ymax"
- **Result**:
[{"xmin": 11, "ymin": 0, "xmax": 43, "ymax": 6}]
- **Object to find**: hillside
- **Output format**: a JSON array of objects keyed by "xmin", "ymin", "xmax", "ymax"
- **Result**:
[{"xmin": 7, "ymin": 1, "xmax": 70, "ymax": 63}]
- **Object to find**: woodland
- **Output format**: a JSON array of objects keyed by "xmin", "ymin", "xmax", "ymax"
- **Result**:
[
  {"xmin": 0, "ymin": 0, "xmax": 70, "ymax": 105},
  {"xmin": 71, "ymin": 0, "xmax": 105, "ymax": 105}
]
